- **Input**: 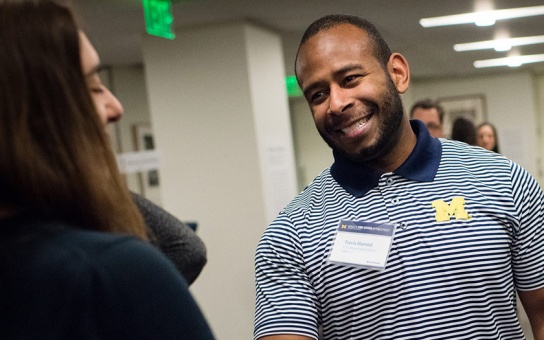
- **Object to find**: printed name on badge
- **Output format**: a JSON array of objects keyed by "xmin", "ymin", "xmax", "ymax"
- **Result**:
[{"xmin": 328, "ymin": 220, "xmax": 396, "ymax": 271}]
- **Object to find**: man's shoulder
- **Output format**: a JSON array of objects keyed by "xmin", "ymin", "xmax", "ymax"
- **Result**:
[
  {"xmin": 440, "ymin": 139, "xmax": 510, "ymax": 166},
  {"xmin": 282, "ymin": 167, "xmax": 343, "ymax": 214},
  {"xmin": 438, "ymin": 140, "xmax": 535, "ymax": 189}
]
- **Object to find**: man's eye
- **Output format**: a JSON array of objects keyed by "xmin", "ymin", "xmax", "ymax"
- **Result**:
[
  {"xmin": 311, "ymin": 92, "xmax": 323, "ymax": 100},
  {"xmin": 343, "ymin": 75, "xmax": 358, "ymax": 85},
  {"xmin": 310, "ymin": 91, "xmax": 327, "ymax": 104}
]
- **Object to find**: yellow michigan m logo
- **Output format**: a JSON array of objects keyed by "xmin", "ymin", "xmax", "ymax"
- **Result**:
[{"xmin": 431, "ymin": 196, "xmax": 471, "ymax": 222}]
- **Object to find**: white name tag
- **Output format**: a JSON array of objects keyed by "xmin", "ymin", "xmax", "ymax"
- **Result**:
[{"xmin": 328, "ymin": 220, "xmax": 396, "ymax": 271}]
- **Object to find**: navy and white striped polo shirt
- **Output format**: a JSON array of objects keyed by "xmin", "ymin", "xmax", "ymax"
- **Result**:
[{"xmin": 255, "ymin": 120, "xmax": 544, "ymax": 339}]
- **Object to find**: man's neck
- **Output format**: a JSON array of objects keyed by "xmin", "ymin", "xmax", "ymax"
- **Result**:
[{"xmin": 366, "ymin": 119, "xmax": 417, "ymax": 173}]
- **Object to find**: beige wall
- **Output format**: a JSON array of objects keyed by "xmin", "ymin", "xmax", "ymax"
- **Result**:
[
  {"xmin": 410, "ymin": 71, "xmax": 540, "ymax": 180},
  {"xmin": 140, "ymin": 22, "xmax": 297, "ymax": 339}
]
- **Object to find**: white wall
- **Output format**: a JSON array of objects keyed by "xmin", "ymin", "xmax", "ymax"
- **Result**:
[
  {"xmin": 289, "ymin": 97, "xmax": 333, "ymax": 190},
  {"xmin": 245, "ymin": 25, "xmax": 299, "ymax": 223},
  {"xmin": 110, "ymin": 66, "xmax": 152, "ymax": 195},
  {"xmin": 535, "ymin": 72, "xmax": 544, "ymax": 184},
  {"xmin": 141, "ymin": 22, "xmax": 296, "ymax": 339}
]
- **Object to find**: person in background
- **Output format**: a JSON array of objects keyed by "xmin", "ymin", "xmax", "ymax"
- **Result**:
[
  {"xmin": 0, "ymin": 0, "xmax": 214, "ymax": 338},
  {"xmin": 477, "ymin": 122, "xmax": 500, "ymax": 153},
  {"xmin": 254, "ymin": 14, "xmax": 544, "ymax": 340},
  {"xmin": 450, "ymin": 116, "xmax": 476, "ymax": 145},
  {"xmin": 80, "ymin": 12, "xmax": 206, "ymax": 284},
  {"xmin": 409, "ymin": 98, "xmax": 445, "ymax": 138}
]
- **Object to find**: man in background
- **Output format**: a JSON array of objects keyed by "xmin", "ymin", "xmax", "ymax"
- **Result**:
[{"xmin": 410, "ymin": 98, "xmax": 444, "ymax": 138}]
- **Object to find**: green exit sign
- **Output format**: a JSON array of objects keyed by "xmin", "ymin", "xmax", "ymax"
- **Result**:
[
  {"xmin": 286, "ymin": 75, "xmax": 303, "ymax": 97},
  {"xmin": 142, "ymin": 0, "xmax": 175, "ymax": 40}
]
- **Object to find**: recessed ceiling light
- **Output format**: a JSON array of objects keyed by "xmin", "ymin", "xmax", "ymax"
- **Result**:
[
  {"xmin": 454, "ymin": 35, "xmax": 544, "ymax": 52},
  {"xmin": 420, "ymin": 5, "xmax": 544, "ymax": 28},
  {"xmin": 474, "ymin": 54, "xmax": 544, "ymax": 68}
]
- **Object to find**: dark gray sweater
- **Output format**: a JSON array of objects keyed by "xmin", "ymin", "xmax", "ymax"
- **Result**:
[{"xmin": 133, "ymin": 194, "xmax": 207, "ymax": 285}]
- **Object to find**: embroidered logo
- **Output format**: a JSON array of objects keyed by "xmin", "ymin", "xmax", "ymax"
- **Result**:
[{"xmin": 431, "ymin": 196, "xmax": 471, "ymax": 222}]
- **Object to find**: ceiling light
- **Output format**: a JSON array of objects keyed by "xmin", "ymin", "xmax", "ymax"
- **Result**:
[
  {"xmin": 420, "ymin": 5, "xmax": 544, "ymax": 28},
  {"xmin": 507, "ymin": 59, "xmax": 522, "ymax": 67},
  {"xmin": 493, "ymin": 41, "xmax": 511, "ymax": 52},
  {"xmin": 454, "ymin": 35, "xmax": 544, "ymax": 52},
  {"xmin": 474, "ymin": 54, "xmax": 544, "ymax": 68},
  {"xmin": 474, "ymin": 14, "xmax": 495, "ymax": 26}
]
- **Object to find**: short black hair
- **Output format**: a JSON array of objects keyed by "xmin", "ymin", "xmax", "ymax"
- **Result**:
[
  {"xmin": 410, "ymin": 99, "xmax": 445, "ymax": 124},
  {"xmin": 296, "ymin": 14, "xmax": 392, "ymax": 71}
]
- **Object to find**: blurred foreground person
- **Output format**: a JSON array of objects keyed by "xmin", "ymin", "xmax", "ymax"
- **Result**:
[
  {"xmin": 79, "ymin": 20, "xmax": 206, "ymax": 285},
  {"xmin": 0, "ymin": 0, "xmax": 214, "ymax": 338}
]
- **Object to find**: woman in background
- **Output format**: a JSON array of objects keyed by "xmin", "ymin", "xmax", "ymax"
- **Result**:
[
  {"xmin": 0, "ymin": 0, "xmax": 214, "ymax": 338},
  {"xmin": 476, "ymin": 122, "xmax": 500, "ymax": 153}
]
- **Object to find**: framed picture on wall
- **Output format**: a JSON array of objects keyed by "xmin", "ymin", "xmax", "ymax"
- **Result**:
[
  {"xmin": 437, "ymin": 94, "xmax": 487, "ymax": 139},
  {"xmin": 133, "ymin": 123, "xmax": 162, "ymax": 204}
]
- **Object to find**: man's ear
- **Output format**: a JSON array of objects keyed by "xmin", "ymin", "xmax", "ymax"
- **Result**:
[{"xmin": 387, "ymin": 52, "xmax": 410, "ymax": 94}]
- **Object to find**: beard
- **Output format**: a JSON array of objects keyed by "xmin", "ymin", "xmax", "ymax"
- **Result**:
[{"xmin": 319, "ymin": 75, "xmax": 405, "ymax": 164}]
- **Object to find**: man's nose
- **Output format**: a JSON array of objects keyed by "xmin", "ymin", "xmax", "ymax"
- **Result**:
[{"xmin": 327, "ymin": 85, "xmax": 353, "ymax": 114}]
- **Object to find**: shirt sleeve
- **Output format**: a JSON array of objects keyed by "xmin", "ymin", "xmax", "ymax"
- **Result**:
[
  {"xmin": 254, "ymin": 212, "xmax": 319, "ymax": 340},
  {"xmin": 509, "ymin": 161, "xmax": 544, "ymax": 291}
]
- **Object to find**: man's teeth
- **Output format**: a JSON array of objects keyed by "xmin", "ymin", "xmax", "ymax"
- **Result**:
[{"xmin": 341, "ymin": 117, "xmax": 369, "ymax": 134}]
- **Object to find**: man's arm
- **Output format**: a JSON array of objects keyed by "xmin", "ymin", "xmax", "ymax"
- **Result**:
[
  {"xmin": 254, "ymin": 213, "xmax": 320, "ymax": 339},
  {"xmin": 518, "ymin": 288, "xmax": 544, "ymax": 340}
]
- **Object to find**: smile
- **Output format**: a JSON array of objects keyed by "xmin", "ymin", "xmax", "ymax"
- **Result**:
[{"xmin": 339, "ymin": 114, "xmax": 372, "ymax": 135}]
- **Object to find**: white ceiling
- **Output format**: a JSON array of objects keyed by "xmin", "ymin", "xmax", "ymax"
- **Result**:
[{"xmin": 74, "ymin": 0, "xmax": 544, "ymax": 80}]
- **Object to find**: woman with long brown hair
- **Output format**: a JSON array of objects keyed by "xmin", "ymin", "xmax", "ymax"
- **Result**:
[
  {"xmin": 476, "ymin": 122, "xmax": 500, "ymax": 153},
  {"xmin": 0, "ymin": 0, "xmax": 214, "ymax": 338},
  {"xmin": 0, "ymin": 0, "xmax": 146, "ymax": 239}
]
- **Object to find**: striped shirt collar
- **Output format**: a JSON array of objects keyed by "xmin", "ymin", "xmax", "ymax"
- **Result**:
[{"xmin": 330, "ymin": 119, "xmax": 442, "ymax": 197}]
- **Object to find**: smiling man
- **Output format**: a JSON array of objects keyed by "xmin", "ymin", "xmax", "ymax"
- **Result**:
[{"xmin": 254, "ymin": 14, "xmax": 544, "ymax": 340}]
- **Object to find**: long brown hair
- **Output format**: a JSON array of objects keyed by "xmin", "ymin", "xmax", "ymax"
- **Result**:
[
  {"xmin": 0, "ymin": 0, "xmax": 147, "ymax": 239},
  {"xmin": 476, "ymin": 122, "xmax": 500, "ymax": 153}
]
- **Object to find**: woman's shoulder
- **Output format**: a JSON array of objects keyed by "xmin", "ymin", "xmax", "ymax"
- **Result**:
[{"xmin": 1, "ymin": 218, "xmax": 215, "ymax": 339}]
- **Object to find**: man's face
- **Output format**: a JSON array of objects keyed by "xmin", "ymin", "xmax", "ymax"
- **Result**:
[
  {"xmin": 295, "ymin": 24, "xmax": 405, "ymax": 163},
  {"xmin": 79, "ymin": 32, "xmax": 123, "ymax": 127},
  {"xmin": 411, "ymin": 107, "xmax": 443, "ymax": 138}
]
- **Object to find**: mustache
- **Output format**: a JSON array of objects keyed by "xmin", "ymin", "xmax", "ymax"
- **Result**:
[{"xmin": 327, "ymin": 101, "xmax": 378, "ymax": 129}]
